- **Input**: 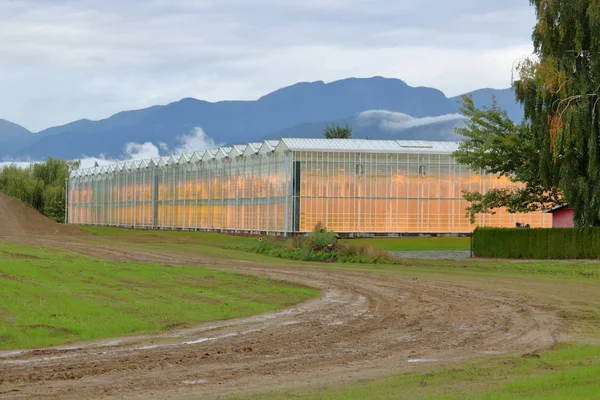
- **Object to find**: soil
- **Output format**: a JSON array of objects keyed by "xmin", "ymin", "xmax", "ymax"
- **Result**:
[
  {"xmin": 0, "ymin": 193, "xmax": 85, "ymax": 238},
  {"xmin": 0, "ymin": 194, "xmax": 566, "ymax": 399}
]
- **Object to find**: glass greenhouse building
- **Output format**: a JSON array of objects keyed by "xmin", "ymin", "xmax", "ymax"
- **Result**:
[{"xmin": 67, "ymin": 139, "xmax": 550, "ymax": 235}]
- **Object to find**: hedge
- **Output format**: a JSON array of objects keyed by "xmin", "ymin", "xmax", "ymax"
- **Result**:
[{"xmin": 472, "ymin": 227, "xmax": 600, "ymax": 259}]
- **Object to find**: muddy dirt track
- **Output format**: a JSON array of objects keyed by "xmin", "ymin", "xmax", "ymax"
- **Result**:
[{"xmin": 0, "ymin": 198, "xmax": 565, "ymax": 399}]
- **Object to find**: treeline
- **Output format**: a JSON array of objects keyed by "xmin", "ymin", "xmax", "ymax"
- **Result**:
[{"xmin": 0, "ymin": 157, "xmax": 78, "ymax": 223}]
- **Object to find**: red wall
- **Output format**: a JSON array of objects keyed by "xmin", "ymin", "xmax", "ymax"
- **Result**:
[{"xmin": 552, "ymin": 208, "xmax": 575, "ymax": 228}]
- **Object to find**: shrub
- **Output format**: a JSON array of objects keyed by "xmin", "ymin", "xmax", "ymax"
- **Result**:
[
  {"xmin": 251, "ymin": 224, "xmax": 399, "ymax": 264},
  {"xmin": 473, "ymin": 227, "xmax": 600, "ymax": 259},
  {"xmin": 299, "ymin": 242, "xmax": 312, "ymax": 261},
  {"xmin": 308, "ymin": 222, "xmax": 338, "ymax": 252}
]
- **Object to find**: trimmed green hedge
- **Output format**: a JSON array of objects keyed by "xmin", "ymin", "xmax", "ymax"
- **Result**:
[{"xmin": 473, "ymin": 228, "xmax": 600, "ymax": 259}]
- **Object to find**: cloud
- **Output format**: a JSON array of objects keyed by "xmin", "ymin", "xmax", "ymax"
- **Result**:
[
  {"xmin": 357, "ymin": 110, "xmax": 466, "ymax": 132},
  {"xmin": 0, "ymin": 127, "xmax": 221, "ymax": 170},
  {"xmin": 123, "ymin": 142, "xmax": 161, "ymax": 160},
  {"xmin": 0, "ymin": 0, "xmax": 535, "ymax": 131},
  {"xmin": 170, "ymin": 127, "xmax": 222, "ymax": 154}
]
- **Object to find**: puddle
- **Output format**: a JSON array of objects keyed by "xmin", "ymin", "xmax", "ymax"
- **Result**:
[
  {"xmin": 102, "ymin": 340, "xmax": 122, "ymax": 347},
  {"xmin": 0, "ymin": 355, "xmax": 73, "ymax": 364},
  {"xmin": 279, "ymin": 321, "xmax": 299, "ymax": 326},
  {"xmin": 407, "ymin": 358, "xmax": 440, "ymax": 363},
  {"xmin": 137, "ymin": 345, "xmax": 161, "ymax": 350},
  {"xmin": 183, "ymin": 379, "xmax": 207, "ymax": 385},
  {"xmin": 183, "ymin": 332, "xmax": 238, "ymax": 345},
  {"xmin": 56, "ymin": 345, "xmax": 83, "ymax": 351},
  {"xmin": 0, "ymin": 350, "xmax": 24, "ymax": 358}
]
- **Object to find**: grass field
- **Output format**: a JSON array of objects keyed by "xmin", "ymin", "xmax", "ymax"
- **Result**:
[
  {"xmin": 0, "ymin": 242, "xmax": 318, "ymax": 349},
  {"xmin": 81, "ymin": 227, "xmax": 600, "ymax": 281},
  {"xmin": 82, "ymin": 226, "xmax": 470, "ymax": 252},
  {"xmin": 234, "ymin": 344, "xmax": 600, "ymax": 399},
  {"xmin": 7, "ymin": 226, "xmax": 600, "ymax": 399},
  {"xmin": 82, "ymin": 225, "xmax": 259, "ymax": 249},
  {"xmin": 342, "ymin": 236, "xmax": 470, "ymax": 251},
  {"xmin": 75, "ymin": 227, "xmax": 600, "ymax": 399}
]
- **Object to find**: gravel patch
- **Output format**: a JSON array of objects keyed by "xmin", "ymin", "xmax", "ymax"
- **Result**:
[{"xmin": 390, "ymin": 250, "xmax": 472, "ymax": 260}]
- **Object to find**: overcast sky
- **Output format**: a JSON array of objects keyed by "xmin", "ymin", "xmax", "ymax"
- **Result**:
[{"xmin": 1, "ymin": 0, "xmax": 535, "ymax": 132}]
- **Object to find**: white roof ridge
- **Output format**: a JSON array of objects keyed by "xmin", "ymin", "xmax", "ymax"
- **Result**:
[{"xmin": 70, "ymin": 138, "xmax": 461, "ymax": 177}]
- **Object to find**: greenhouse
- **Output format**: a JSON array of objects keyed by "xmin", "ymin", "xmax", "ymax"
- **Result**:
[{"xmin": 67, "ymin": 138, "xmax": 551, "ymax": 235}]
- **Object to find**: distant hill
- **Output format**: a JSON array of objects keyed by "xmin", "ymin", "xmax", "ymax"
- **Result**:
[
  {"xmin": 450, "ymin": 88, "xmax": 523, "ymax": 122},
  {"xmin": 0, "ymin": 119, "xmax": 37, "ymax": 159},
  {"xmin": 262, "ymin": 111, "xmax": 466, "ymax": 142},
  {"xmin": 0, "ymin": 77, "xmax": 523, "ymax": 160}
]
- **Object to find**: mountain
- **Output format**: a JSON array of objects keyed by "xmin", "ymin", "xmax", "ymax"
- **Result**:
[
  {"xmin": 262, "ymin": 111, "xmax": 466, "ymax": 142},
  {"xmin": 0, "ymin": 119, "xmax": 37, "ymax": 159},
  {"xmin": 450, "ymin": 88, "xmax": 523, "ymax": 122},
  {"xmin": 1, "ymin": 77, "xmax": 523, "ymax": 160}
]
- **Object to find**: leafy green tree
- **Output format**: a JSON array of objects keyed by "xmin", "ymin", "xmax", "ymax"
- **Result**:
[
  {"xmin": 456, "ymin": 0, "xmax": 600, "ymax": 227},
  {"xmin": 43, "ymin": 186, "xmax": 66, "ymax": 223},
  {"xmin": 454, "ymin": 95, "xmax": 564, "ymax": 223},
  {"xmin": 324, "ymin": 123, "xmax": 352, "ymax": 139},
  {"xmin": 0, "ymin": 157, "xmax": 74, "ymax": 223}
]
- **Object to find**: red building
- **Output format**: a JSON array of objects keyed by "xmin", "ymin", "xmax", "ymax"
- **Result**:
[{"xmin": 544, "ymin": 205, "xmax": 575, "ymax": 228}]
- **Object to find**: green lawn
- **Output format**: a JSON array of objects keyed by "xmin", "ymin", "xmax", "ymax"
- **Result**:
[
  {"xmin": 5, "ymin": 227, "xmax": 600, "ymax": 399},
  {"xmin": 233, "ymin": 344, "xmax": 600, "ymax": 400},
  {"xmin": 343, "ymin": 237, "xmax": 470, "ymax": 251},
  {"xmin": 81, "ymin": 226, "xmax": 470, "ymax": 252},
  {"xmin": 81, "ymin": 225, "xmax": 259, "ymax": 249},
  {"xmin": 0, "ymin": 242, "xmax": 318, "ymax": 349}
]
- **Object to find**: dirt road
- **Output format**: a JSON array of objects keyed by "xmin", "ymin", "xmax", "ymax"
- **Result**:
[
  {"xmin": 0, "ymin": 197, "xmax": 564, "ymax": 399},
  {"xmin": 0, "ymin": 240, "xmax": 564, "ymax": 400}
]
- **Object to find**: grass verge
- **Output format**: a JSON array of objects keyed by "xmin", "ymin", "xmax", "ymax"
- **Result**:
[
  {"xmin": 341, "ymin": 237, "xmax": 470, "ymax": 251},
  {"xmin": 0, "ymin": 242, "xmax": 318, "ymax": 349},
  {"xmin": 232, "ymin": 344, "xmax": 600, "ymax": 400},
  {"xmin": 81, "ymin": 225, "xmax": 259, "ymax": 249},
  {"xmin": 81, "ymin": 226, "xmax": 470, "ymax": 253}
]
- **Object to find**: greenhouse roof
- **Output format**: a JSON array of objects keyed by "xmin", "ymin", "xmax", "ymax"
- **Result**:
[
  {"xmin": 278, "ymin": 138, "xmax": 459, "ymax": 153},
  {"xmin": 71, "ymin": 138, "xmax": 461, "ymax": 177}
]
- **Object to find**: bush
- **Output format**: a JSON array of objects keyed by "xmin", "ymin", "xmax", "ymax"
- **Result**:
[
  {"xmin": 473, "ymin": 227, "xmax": 600, "ymax": 259},
  {"xmin": 308, "ymin": 222, "xmax": 338, "ymax": 251},
  {"xmin": 299, "ymin": 242, "xmax": 313, "ymax": 261},
  {"xmin": 251, "ymin": 223, "xmax": 398, "ymax": 264}
]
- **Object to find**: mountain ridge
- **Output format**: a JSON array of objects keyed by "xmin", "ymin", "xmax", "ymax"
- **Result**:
[{"xmin": 1, "ymin": 77, "xmax": 522, "ymax": 160}]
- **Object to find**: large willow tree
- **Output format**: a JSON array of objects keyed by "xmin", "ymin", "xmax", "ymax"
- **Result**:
[
  {"xmin": 456, "ymin": 0, "xmax": 600, "ymax": 227},
  {"xmin": 516, "ymin": 0, "xmax": 600, "ymax": 226}
]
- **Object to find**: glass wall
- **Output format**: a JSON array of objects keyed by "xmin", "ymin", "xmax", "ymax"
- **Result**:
[
  {"xmin": 68, "ymin": 152, "xmax": 292, "ymax": 233},
  {"xmin": 292, "ymin": 151, "xmax": 549, "ymax": 233},
  {"xmin": 68, "ymin": 145, "xmax": 551, "ymax": 234}
]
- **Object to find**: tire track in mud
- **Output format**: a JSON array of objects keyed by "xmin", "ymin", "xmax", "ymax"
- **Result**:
[{"xmin": 0, "ymin": 240, "xmax": 564, "ymax": 399}]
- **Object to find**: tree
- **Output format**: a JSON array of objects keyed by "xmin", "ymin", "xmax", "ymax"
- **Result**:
[
  {"xmin": 0, "ymin": 157, "xmax": 75, "ymax": 223},
  {"xmin": 515, "ymin": 0, "xmax": 600, "ymax": 227},
  {"xmin": 454, "ymin": 95, "xmax": 563, "ymax": 223},
  {"xmin": 456, "ymin": 0, "xmax": 600, "ymax": 227},
  {"xmin": 324, "ymin": 123, "xmax": 352, "ymax": 139}
]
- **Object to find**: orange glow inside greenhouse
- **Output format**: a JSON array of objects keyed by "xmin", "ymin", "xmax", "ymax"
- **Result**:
[{"xmin": 67, "ymin": 139, "xmax": 550, "ymax": 234}]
